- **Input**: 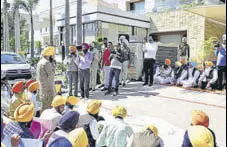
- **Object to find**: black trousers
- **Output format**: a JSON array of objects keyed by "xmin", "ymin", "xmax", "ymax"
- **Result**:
[
  {"xmin": 143, "ymin": 58, "xmax": 155, "ymax": 84},
  {"xmin": 217, "ymin": 66, "xmax": 226, "ymax": 90},
  {"xmin": 200, "ymin": 81, "xmax": 218, "ymax": 90},
  {"xmin": 108, "ymin": 68, "xmax": 121, "ymax": 93}
]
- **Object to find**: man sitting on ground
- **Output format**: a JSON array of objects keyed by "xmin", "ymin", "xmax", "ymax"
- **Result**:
[
  {"xmin": 96, "ymin": 106, "xmax": 133, "ymax": 147},
  {"xmin": 40, "ymin": 95, "xmax": 66, "ymax": 132},
  {"xmin": 171, "ymin": 61, "xmax": 186, "ymax": 85},
  {"xmin": 77, "ymin": 100, "xmax": 103, "ymax": 147},
  {"xmin": 132, "ymin": 125, "xmax": 163, "ymax": 147},
  {"xmin": 177, "ymin": 61, "xmax": 200, "ymax": 88},
  {"xmin": 198, "ymin": 61, "xmax": 218, "ymax": 90},
  {"xmin": 154, "ymin": 59, "xmax": 173, "ymax": 84}
]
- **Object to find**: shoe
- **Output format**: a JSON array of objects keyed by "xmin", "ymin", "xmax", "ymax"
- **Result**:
[
  {"xmin": 149, "ymin": 83, "xmax": 153, "ymax": 87},
  {"xmin": 113, "ymin": 92, "xmax": 118, "ymax": 96},
  {"xmin": 101, "ymin": 88, "xmax": 108, "ymax": 91},
  {"xmin": 98, "ymin": 84, "xmax": 104, "ymax": 88},
  {"xmin": 92, "ymin": 89, "xmax": 96, "ymax": 91},
  {"xmin": 123, "ymin": 83, "xmax": 126, "ymax": 87},
  {"xmin": 84, "ymin": 97, "xmax": 89, "ymax": 100},
  {"xmin": 105, "ymin": 91, "xmax": 111, "ymax": 95},
  {"xmin": 143, "ymin": 83, "xmax": 148, "ymax": 86}
]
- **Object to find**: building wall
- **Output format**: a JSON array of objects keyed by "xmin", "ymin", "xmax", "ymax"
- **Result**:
[{"xmin": 147, "ymin": 10, "xmax": 206, "ymax": 62}]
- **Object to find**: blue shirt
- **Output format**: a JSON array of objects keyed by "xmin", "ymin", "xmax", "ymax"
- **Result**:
[
  {"xmin": 215, "ymin": 46, "xmax": 226, "ymax": 66},
  {"xmin": 75, "ymin": 52, "xmax": 93, "ymax": 70}
]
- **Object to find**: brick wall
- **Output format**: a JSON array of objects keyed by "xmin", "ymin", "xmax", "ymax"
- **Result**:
[{"xmin": 146, "ymin": 10, "xmax": 206, "ymax": 62}]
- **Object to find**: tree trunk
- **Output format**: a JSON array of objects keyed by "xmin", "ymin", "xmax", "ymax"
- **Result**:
[
  {"xmin": 65, "ymin": 0, "xmax": 70, "ymax": 56},
  {"xmin": 3, "ymin": 0, "xmax": 10, "ymax": 52},
  {"xmin": 15, "ymin": 9, "xmax": 21, "ymax": 53},
  {"xmin": 76, "ymin": 0, "xmax": 82, "ymax": 46},
  {"xmin": 30, "ymin": 10, "xmax": 34, "ymax": 58},
  {"xmin": 50, "ymin": 0, "xmax": 53, "ymax": 46}
]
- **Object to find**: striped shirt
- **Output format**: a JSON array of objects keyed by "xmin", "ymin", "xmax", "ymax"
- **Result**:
[{"xmin": 3, "ymin": 122, "xmax": 34, "ymax": 139}]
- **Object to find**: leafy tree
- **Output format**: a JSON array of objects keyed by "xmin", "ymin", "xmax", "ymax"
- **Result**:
[
  {"xmin": 35, "ymin": 41, "xmax": 42, "ymax": 49},
  {"xmin": 197, "ymin": 37, "xmax": 218, "ymax": 63},
  {"xmin": 14, "ymin": 0, "xmax": 40, "ymax": 57}
]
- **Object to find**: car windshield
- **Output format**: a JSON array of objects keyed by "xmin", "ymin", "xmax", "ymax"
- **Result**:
[{"xmin": 1, "ymin": 54, "xmax": 26, "ymax": 64}]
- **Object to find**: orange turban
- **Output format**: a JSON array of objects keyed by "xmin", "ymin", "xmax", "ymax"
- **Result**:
[
  {"xmin": 191, "ymin": 110, "xmax": 209, "ymax": 128},
  {"xmin": 25, "ymin": 79, "xmax": 35, "ymax": 88},
  {"xmin": 165, "ymin": 59, "xmax": 171, "ymax": 66},
  {"xmin": 12, "ymin": 81, "xmax": 24, "ymax": 93},
  {"xmin": 69, "ymin": 46, "xmax": 77, "ymax": 52},
  {"xmin": 28, "ymin": 81, "xmax": 39, "ymax": 92},
  {"xmin": 180, "ymin": 59, "xmax": 185, "ymax": 64}
]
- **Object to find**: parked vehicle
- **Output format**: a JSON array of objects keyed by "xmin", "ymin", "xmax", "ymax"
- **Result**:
[{"xmin": 1, "ymin": 52, "xmax": 36, "ymax": 85}]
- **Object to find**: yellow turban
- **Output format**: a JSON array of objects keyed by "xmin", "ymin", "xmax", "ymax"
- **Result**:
[
  {"xmin": 112, "ymin": 106, "xmax": 127, "ymax": 118},
  {"xmin": 205, "ymin": 61, "xmax": 214, "ymax": 67},
  {"xmin": 68, "ymin": 128, "xmax": 88, "ymax": 147},
  {"xmin": 143, "ymin": 125, "xmax": 159, "ymax": 136},
  {"xmin": 67, "ymin": 96, "xmax": 80, "ymax": 105},
  {"xmin": 87, "ymin": 100, "xmax": 102, "ymax": 115},
  {"xmin": 28, "ymin": 81, "xmax": 39, "ymax": 92},
  {"xmin": 192, "ymin": 110, "xmax": 209, "ymax": 128},
  {"xmin": 69, "ymin": 46, "xmax": 77, "ymax": 52},
  {"xmin": 165, "ymin": 58, "xmax": 171, "ymax": 66},
  {"xmin": 14, "ymin": 102, "xmax": 34, "ymax": 122},
  {"xmin": 175, "ymin": 61, "xmax": 182, "ymax": 67},
  {"xmin": 41, "ymin": 46, "xmax": 55, "ymax": 57},
  {"xmin": 188, "ymin": 126, "xmax": 214, "ymax": 147},
  {"xmin": 51, "ymin": 95, "xmax": 66, "ymax": 107}
]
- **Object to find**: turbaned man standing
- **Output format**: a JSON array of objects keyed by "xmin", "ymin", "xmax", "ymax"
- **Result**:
[{"xmin": 36, "ymin": 46, "xmax": 56, "ymax": 112}]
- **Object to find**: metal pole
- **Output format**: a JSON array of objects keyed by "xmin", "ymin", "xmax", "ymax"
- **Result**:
[{"xmin": 76, "ymin": 0, "xmax": 82, "ymax": 45}]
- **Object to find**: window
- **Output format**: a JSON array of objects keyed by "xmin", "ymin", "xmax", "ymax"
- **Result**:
[{"xmin": 128, "ymin": 1, "xmax": 145, "ymax": 14}]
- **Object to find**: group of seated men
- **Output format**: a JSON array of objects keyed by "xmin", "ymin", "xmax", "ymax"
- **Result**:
[{"xmin": 154, "ymin": 59, "xmax": 222, "ymax": 90}]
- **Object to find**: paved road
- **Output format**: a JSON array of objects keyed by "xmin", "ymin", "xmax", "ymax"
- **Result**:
[{"xmin": 65, "ymin": 82, "xmax": 226, "ymax": 147}]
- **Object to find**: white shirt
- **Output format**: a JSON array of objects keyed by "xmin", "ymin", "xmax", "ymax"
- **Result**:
[
  {"xmin": 27, "ymin": 92, "xmax": 40, "ymax": 112},
  {"xmin": 89, "ymin": 119, "xmax": 99, "ymax": 140},
  {"xmin": 143, "ymin": 42, "xmax": 158, "ymax": 59},
  {"xmin": 96, "ymin": 118, "xmax": 134, "ymax": 147},
  {"xmin": 40, "ymin": 108, "xmax": 62, "ymax": 132}
]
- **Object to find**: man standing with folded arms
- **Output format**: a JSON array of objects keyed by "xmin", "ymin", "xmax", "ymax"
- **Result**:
[{"xmin": 142, "ymin": 34, "xmax": 158, "ymax": 87}]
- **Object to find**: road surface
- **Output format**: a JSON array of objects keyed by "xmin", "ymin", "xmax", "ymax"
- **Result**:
[{"xmin": 64, "ymin": 82, "xmax": 226, "ymax": 147}]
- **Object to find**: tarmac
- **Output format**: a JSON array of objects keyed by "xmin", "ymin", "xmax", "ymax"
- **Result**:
[{"xmin": 68, "ymin": 82, "xmax": 226, "ymax": 147}]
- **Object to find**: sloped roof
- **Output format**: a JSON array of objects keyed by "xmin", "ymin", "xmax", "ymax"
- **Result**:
[{"xmin": 184, "ymin": 5, "xmax": 226, "ymax": 25}]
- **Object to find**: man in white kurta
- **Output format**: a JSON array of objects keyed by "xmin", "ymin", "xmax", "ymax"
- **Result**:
[{"xmin": 178, "ymin": 62, "xmax": 200, "ymax": 88}]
